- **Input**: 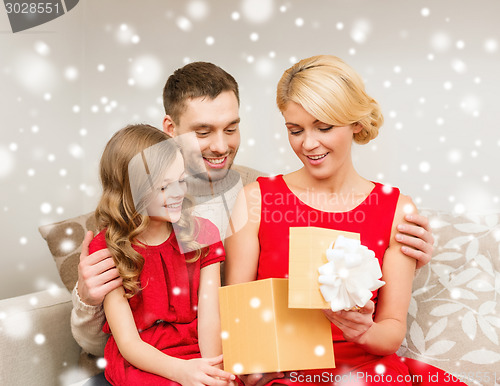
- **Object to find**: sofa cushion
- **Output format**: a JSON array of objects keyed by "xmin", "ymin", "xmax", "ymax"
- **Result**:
[
  {"xmin": 399, "ymin": 209, "xmax": 500, "ymax": 385},
  {"xmin": 38, "ymin": 212, "xmax": 97, "ymax": 293}
]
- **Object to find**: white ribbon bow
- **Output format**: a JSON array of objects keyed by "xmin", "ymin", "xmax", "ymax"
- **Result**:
[{"xmin": 318, "ymin": 236, "xmax": 385, "ymax": 312}]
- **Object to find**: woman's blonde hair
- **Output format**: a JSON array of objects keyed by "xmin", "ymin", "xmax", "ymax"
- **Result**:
[
  {"xmin": 276, "ymin": 55, "xmax": 383, "ymax": 144},
  {"xmin": 95, "ymin": 124, "xmax": 203, "ymax": 298}
]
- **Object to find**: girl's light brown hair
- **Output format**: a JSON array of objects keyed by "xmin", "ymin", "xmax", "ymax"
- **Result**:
[
  {"xmin": 276, "ymin": 55, "xmax": 383, "ymax": 144},
  {"xmin": 95, "ymin": 124, "xmax": 202, "ymax": 298}
]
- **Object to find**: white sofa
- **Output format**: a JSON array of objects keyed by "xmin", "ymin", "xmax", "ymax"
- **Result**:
[
  {"xmin": 0, "ymin": 288, "xmax": 83, "ymax": 385},
  {"xmin": 1, "ymin": 209, "xmax": 499, "ymax": 386}
]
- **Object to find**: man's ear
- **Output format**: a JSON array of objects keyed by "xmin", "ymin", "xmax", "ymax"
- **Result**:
[{"xmin": 163, "ymin": 115, "xmax": 176, "ymax": 137}]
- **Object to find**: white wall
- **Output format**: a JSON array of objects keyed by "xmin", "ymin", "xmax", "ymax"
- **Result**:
[{"xmin": 1, "ymin": 0, "xmax": 499, "ymax": 299}]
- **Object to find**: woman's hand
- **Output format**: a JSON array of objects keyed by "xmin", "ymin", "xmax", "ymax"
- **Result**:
[
  {"xmin": 175, "ymin": 355, "xmax": 236, "ymax": 386},
  {"xmin": 238, "ymin": 372, "xmax": 286, "ymax": 386},
  {"xmin": 322, "ymin": 300, "xmax": 375, "ymax": 344}
]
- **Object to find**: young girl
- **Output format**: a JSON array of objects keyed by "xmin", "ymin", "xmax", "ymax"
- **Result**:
[
  {"xmin": 91, "ymin": 124, "xmax": 235, "ymax": 385},
  {"xmin": 225, "ymin": 56, "xmax": 465, "ymax": 385}
]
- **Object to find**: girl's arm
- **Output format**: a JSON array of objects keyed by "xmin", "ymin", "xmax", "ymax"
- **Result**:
[
  {"xmin": 104, "ymin": 287, "xmax": 234, "ymax": 386},
  {"xmin": 224, "ymin": 182, "xmax": 262, "ymax": 285},
  {"xmin": 324, "ymin": 194, "xmax": 417, "ymax": 356},
  {"xmin": 198, "ymin": 262, "xmax": 222, "ymax": 358}
]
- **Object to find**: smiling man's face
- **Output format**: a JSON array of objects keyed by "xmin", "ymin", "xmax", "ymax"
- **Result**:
[{"xmin": 163, "ymin": 90, "xmax": 240, "ymax": 181}]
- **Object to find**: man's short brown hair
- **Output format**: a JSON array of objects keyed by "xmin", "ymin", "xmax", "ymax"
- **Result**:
[{"xmin": 163, "ymin": 62, "xmax": 240, "ymax": 124}]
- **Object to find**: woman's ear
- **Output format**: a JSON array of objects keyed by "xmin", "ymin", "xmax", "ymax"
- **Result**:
[{"xmin": 352, "ymin": 123, "xmax": 363, "ymax": 134}]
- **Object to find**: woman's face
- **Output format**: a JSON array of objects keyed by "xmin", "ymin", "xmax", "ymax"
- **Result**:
[
  {"xmin": 146, "ymin": 151, "xmax": 187, "ymax": 223},
  {"xmin": 283, "ymin": 101, "xmax": 361, "ymax": 180}
]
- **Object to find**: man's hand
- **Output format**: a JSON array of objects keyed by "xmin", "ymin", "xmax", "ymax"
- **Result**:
[
  {"xmin": 396, "ymin": 213, "xmax": 434, "ymax": 269},
  {"xmin": 77, "ymin": 231, "xmax": 122, "ymax": 306}
]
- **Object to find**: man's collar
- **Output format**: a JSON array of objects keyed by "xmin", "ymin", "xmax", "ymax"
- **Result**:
[{"xmin": 186, "ymin": 169, "xmax": 241, "ymax": 198}]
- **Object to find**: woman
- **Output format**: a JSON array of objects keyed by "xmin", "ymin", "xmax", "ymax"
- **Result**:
[{"xmin": 225, "ymin": 55, "xmax": 465, "ymax": 385}]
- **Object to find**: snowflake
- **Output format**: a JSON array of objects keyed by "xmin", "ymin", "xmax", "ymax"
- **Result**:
[
  {"xmin": 249, "ymin": 297, "xmax": 261, "ymax": 308},
  {"xmin": 314, "ymin": 345, "xmax": 326, "ymax": 356}
]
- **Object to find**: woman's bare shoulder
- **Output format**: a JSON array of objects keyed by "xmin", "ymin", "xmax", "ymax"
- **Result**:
[{"xmin": 395, "ymin": 193, "xmax": 417, "ymax": 217}]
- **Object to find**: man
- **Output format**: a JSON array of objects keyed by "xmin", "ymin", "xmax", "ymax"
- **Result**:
[{"xmin": 72, "ymin": 62, "xmax": 434, "ymax": 386}]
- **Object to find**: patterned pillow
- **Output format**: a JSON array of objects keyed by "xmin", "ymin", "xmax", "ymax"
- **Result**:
[
  {"xmin": 399, "ymin": 210, "xmax": 500, "ymax": 386},
  {"xmin": 38, "ymin": 212, "xmax": 97, "ymax": 292}
]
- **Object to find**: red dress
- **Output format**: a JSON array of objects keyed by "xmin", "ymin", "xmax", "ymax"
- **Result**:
[
  {"xmin": 254, "ymin": 175, "xmax": 465, "ymax": 386},
  {"xmin": 89, "ymin": 218, "xmax": 225, "ymax": 386}
]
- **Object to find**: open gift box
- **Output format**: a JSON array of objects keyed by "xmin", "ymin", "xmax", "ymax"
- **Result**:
[{"xmin": 219, "ymin": 278, "xmax": 334, "ymax": 375}]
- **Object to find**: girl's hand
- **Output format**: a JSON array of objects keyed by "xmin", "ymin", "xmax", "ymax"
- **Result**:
[
  {"xmin": 238, "ymin": 372, "xmax": 285, "ymax": 386},
  {"xmin": 175, "ymin": 355, "xmax": 236, "ymax": 386},
  {"xmin": 322, "ymin": 300, "xmax": 375, "ymax": 344}
]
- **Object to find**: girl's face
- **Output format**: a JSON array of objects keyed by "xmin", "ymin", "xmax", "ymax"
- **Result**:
[
  {"xmin": 146, "ymin": 152, "xmax": 187, "ymax": 224},
  {"xmin": 283, "ymin": 102, "xmax": 361, "ymax": 180}
]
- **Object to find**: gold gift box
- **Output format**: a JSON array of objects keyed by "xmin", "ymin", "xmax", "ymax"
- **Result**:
[{"xmin": 219, "ymin": 278, "xmax": 334, "ymax": 374}]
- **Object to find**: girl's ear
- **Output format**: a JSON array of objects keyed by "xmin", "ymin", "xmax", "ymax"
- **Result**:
[{"xmin": 162, "ymin": 115, "xmax": 176, "ymax": 137}]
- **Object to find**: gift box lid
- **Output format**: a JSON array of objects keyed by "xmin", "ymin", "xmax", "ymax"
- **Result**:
[{"xmin": 289, "ymin": 227, "xmax": 360, "ymax": 309}]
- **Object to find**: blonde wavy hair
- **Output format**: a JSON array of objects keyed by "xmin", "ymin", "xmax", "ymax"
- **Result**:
[
  {"xmin": 95, "ymin": 124, "xmax": 203, "ymax": 298},
  {"xmin": 276, "ymin": 55, "xmax": 383, "ymax": 144}
]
